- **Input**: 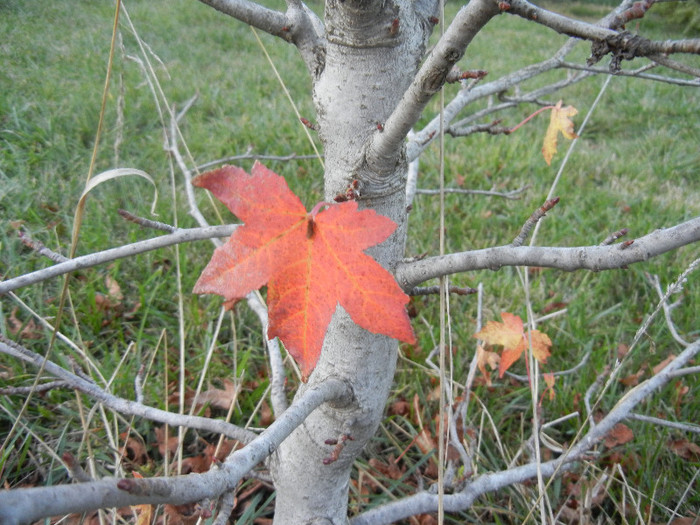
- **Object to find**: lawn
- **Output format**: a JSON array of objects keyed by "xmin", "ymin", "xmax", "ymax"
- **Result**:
[{"xmin": 1, "ymin": 0, "xmax": 699, "ymax": 522}]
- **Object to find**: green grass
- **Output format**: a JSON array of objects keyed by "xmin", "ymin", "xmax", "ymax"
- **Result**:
[{"xmin": 1, "ymin": 1, "xmax": 699, "ymax": 523}]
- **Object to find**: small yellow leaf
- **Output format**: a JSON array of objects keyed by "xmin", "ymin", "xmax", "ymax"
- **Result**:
[{"xmin": 542, "ymin": 100, "xmax": 578, "ymax": 165}]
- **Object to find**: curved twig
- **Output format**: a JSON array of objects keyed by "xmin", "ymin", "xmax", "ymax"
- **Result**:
[{"xmin": 0, "ymin": 335, "xmax": 257, "ymax": 443}]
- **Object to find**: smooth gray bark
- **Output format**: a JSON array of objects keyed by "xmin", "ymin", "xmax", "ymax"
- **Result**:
[{"xmin": 269, "ymin": 2, "xmax": 442, "ymax": 522}]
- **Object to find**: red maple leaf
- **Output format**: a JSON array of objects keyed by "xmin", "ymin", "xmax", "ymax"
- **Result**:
[{"xmin": 193, "ymin": 162, "xmax": 415, "ymax": 378}]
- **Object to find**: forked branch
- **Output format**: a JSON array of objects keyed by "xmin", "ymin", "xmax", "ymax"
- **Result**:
[
  {"xmin": 196, "ymin": 0, "xmax": 326, "ymax": 76},
  {"xmin": 503, "ymin": 0, "xmax": 700, "ymax": 64},
  {"xmin": 366, "ymin": 0, "xmax": 500, "ymax": 172},
  {"xmin": 0, "ymin": 369, "xmax": 351, "ymax": 525}
]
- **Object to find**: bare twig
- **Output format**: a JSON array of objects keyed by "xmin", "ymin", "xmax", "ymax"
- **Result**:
[
  {"xmin": 607, "ymin": 0, "xmax": 655, "ymax": 30},
  {"xmin": 511, "ymin": 197, "xmax": 560, "ymax": 247},
  {"xmin": 117, "ymin": 209, "xmax": 177, "ymax": 233},
  {"xmin": 506, "ymin": 346, "xmax": 592, "ymax": 382},
  {"xmin": 626, "ymin": 413, "xmax": 700, "ymax": 434},
  {"xmin": 212, "ymin": 490, "xmax": 237, "ymax": 525},
  {"xmin": 648, "ymin": 53, "xmax": 700, "ymax": 80},
  {"xmin": 584, "ymin": 367, "xmax": 610, "ymax": 428},
  {"xmin": 670, "ymin": 366, "xmax": 700, "ymax": 378},
  {"xmin": 0, "ymin": 224, "xmax": 237, "ymax": 295},
  {"xmin": 62, "ymin": 453, "xmax": 94, "ymax": 483},
  {"xmin": 447, "ymin": 120, "xmax": 512, "ymax": 137},
  {"xmin": 0, "ymin": 335, "xmax": 256, "ymax": 444},
  {"xmin": 0, "ymin": 380, "xmax": 70, "ymax": 395},
  {"xmin": 408, "ymin": 285, "xmax": 477, "ymax": 297},
  {"xmin": 17, "ymin": 231, "xmax": 68, "ymax": 263},
  {"xmin": 646, "ymin": 262, "xmax": 699, "ymax": 347},
  {"xmin": 397, "ymin": 216, "xmax": 700, "ymax": 291},
  {"xmin": 248, "ymin": 291, "xmax": 289, "ymax": 416},
  {"xmin": 415, "ymin": 185, "xmax": 529, "ymax": 200},
  {"xmin": 561, "ymin": 61, "xmax": 700, "ymax": 86},
  {"xmin": 197, "ymin": 151, "xmax": 319, "ymax": 172}
]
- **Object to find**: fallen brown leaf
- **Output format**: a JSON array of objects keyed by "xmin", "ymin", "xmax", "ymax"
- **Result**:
[
  {"xmin": 604, "ymin": 423, "xmax": 634, "ymax": 448},
  {"xmin": 668, "ymin": 438, "xmax": 700, "ymax": 461},
  {"xmin": 652, "ymin": 354, "xmax": 676, "ymax": 375}
]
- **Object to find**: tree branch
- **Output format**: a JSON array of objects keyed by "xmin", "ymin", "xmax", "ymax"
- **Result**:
[
  {"xmin": 407, "ymin": 1, "xmax": 700, "ymax": 161},
  {"xmin": 365, "ymin": 0, "xmax": 500, "ymax": 172},
  {"xmin": 503, "ymin": 0, "xmax": 700, "ymax": 64},
  {"xmin": 396, "ymin": 216, "xmax": 700, "ymax": 291},
  {"xmin": 351, "ymin": 339, "xmax": 700, "ymax": 525},
  {"xmin": 560, "ymin": 60, "xmax": 700, "ymax": 87},
  {"xmin": 0, "ymin": 335, "xmax": 257, "ymax": 444},
  {"xmin": 415, "ymin": 185, "xmax": 530, "ymax": 200},
  {"xmin": 0, "ymin": 375, "xmax": 351, "ymax": 525},
  {"xmin": 197, "ymin": 0, "xmax": 289, "ymax": 40},
  {"xmin": 0, "ymin": 224, "xmax": 236, "ymax": 295},
  {"xmin": 406, "ymin": 39, "xmax": 581, "ymax": 161},
  {"xmin": 196, "ymin": 0, "xmax": 326, "ymax": 77}
]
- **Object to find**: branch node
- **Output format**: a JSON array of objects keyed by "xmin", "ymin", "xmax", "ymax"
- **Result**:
[
  {"xmin": 118, "ymin": 209, "xmax": 176, "ymax": 233},
  {"xmin": 300, "ymin": 117, "xmax": 319, "ymax": 131},
  {"xmin": 619, "ymin": 239, "xmax": 635, "ymax": 250},
  {"xmin": 511, "ymin": 196, "xmax": 560, "ymax": 247},
  {"xmin": 117, "ymin": 479, "xmax": 135, "ymax": 492},
  {"xmin": 445, "ymin": 67, "xmax": 488, "ymax": 83},
  {"xmin": 600, "ymin": 227, "xmax": 629, "ymax": 246},
  {"xmin": 498, "ymin": 1, "xmax": 512, "ymax": 12},
  {"xmin": 323, "ymin": 433, "xmax": 354, "ymax": 465}
]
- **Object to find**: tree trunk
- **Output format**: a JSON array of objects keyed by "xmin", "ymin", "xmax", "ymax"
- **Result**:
[{"xmin": 269, "ymin": 1, "xmax": 435, "ymax": 523}]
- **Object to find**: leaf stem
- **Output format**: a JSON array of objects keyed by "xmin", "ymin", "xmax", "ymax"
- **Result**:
[{"xmin": 507, "ymin": 105, "xmax": 554, "ymax": 133}]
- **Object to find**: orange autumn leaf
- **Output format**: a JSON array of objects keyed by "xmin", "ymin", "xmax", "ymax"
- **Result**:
[
  {"xmin": 473, "ymin": 312, "xmax": 551, "ymax": 377},
  {"xmin": 476, "ymin": 344, "xmax": 500, "ymax": 386},
  {"xmin": 542, "ymin": 100, "xmax": 578, "ymax": 165},
  {"xmin": 543, "ymin": 372, "xmax": 556, "ymax": 401},
  {"xmin": 193, "ymin": 162, "xmax": 415, "ymax": 379}
]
